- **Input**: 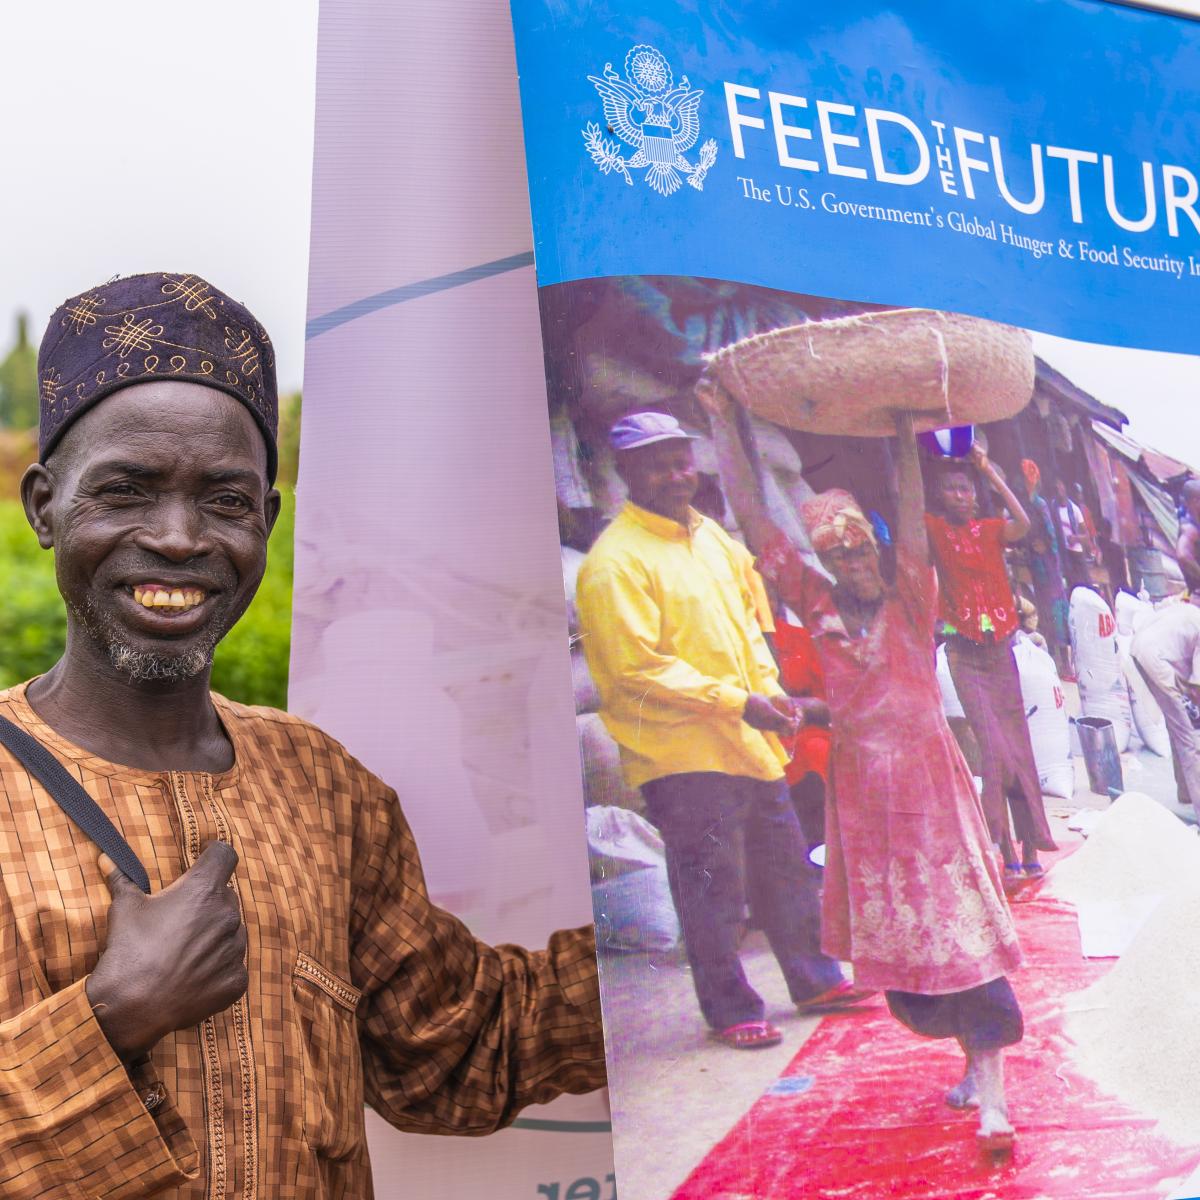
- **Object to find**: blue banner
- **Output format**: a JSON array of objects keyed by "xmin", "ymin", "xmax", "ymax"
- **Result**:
[{"xmin": 511, "ymin": 0, "xmax": 1200, "ymax": 352}]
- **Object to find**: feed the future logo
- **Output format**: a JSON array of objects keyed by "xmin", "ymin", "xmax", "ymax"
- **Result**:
[{"xmin": 721, "ymin": 81, "xmax": 1200, "ymax": 250}]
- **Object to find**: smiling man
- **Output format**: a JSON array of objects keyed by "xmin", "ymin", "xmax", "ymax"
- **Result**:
[
  {"xmin": 0, "ymin": 273, "xmax": 604, "ymax": 1199},
  {"xmin": 575, "ymin": 411, "xmax": 870, "ymax": 1053}
]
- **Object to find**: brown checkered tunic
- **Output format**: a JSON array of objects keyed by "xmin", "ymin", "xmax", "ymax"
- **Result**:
[{"xmin": 0, "ymin": 682, "xmax": 605, "ymax": 1198}]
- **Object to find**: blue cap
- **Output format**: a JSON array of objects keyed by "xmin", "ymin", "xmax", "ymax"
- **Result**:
[{"xmin": 609, "ymin": 411, "xmax": 698, "ymax": 452}]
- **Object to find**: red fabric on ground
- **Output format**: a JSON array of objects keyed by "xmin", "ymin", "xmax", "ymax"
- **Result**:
[{"xmin": 672, "ymin": 881, "xmax": 1200, "ymax": 1200}]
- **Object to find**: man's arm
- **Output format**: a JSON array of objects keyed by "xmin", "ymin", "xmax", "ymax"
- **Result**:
[
  {"xmin": 0, "ymin": 838, "xmax": 259, "ymax": 1194},
  {"xmin": 0, "ymin": 893, "xmax": 199, "ymax": 1196},
  {"xmin": 577, "ymin": 557, "xmax": 789, "ymax": 731},
  {"xmin": 351, "ymin": 779, "xmax": 605, "ymax": 1135},
  {"xmin": 968, "ymin": 444, "xmax": 1031, "ymax": 542}
]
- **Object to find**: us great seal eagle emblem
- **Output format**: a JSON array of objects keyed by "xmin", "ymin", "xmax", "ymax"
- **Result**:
[{"xmin": 583, "ymin": 45, "xmax": 718, "ymax": 196}]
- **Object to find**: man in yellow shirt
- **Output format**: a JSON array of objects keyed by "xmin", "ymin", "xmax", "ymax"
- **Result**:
[{"xmin": 577, "ymin": 412, "xmax": 872, "ymax": 1049}]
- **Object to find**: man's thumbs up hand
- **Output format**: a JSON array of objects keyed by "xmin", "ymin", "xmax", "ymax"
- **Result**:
[{"xmin": 87, "ymin": 842, "xmax": 249, "ymax": 1062}]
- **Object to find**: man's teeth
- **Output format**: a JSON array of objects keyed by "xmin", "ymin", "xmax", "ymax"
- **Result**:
[{"xmin": 132, "ymin": 587, "xmax": 205, "ymax": 610}]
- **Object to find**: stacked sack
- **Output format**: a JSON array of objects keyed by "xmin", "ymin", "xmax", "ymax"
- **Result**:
[
  {"xmin": 1013, "ymin": 637, "xmax": 1075, "ymax": 798},
  {"xmin": 936, "ymin": 638, "xmax": 1074, "ymax": 799},
  {"xmin": 1069, "ymin": 587, "xmax": 1135, "ymax": 753},
  {"xmin": 1113, "ymin": 591, "xmax": 1170, "ymax": 757},
  {"xmin": 586, "ymin": 806, "xmax": 681, "ymax": 952}
]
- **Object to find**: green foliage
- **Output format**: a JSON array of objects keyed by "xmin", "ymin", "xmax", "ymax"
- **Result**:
[
  {"xmin": 0, "ymin": 488, "xmax": 296, "ymax": 709},
  {"xmin": 276, "ymin": 392, "xmax": 303, "ymax": 487},
  {"xmin": 0, "ymin": 315, "xmax": 38, "ymax": 430},
  {"xmin": 0, "ymin": 503, "xmax": 69, "ymax": 689},
  {"xmin": 211, "ymin": 489, "xmax": 295, "ymax": 709}
]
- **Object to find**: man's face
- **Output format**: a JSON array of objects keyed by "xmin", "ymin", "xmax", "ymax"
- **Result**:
[
  {"xmin": 820, "ymin": 541, "xmax": 885, "ymax": 603},
  {"xmin": 938, "ymin": 469, "xmax": 976, "ymax": 523},
  {"xmin": 24, "ymin": 381, "xmax": 280, "ymax": 683},
  {"xmin": 616, "ymin": 438, "xmax": 699, "ymax": 519}
]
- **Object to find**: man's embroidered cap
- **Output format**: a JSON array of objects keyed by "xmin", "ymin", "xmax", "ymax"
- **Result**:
[
  {"xmin": 800, "ymin": 488, "xmax": 878, "ymax": 554},
  {"xmin": 38, "ymin": 272, "xmax": 278, "ymax": 482}
]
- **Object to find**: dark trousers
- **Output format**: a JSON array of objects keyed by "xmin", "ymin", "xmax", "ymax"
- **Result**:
[
  {"xmin": 886, "ymin": 978, "xmax": 1024, "ymax": 1052},
  {"xmin": 642, "ymin": 772, "xmax": 844, "ymax": 1031},
  {"xmin": 789, "ymin": 772, "xmax": 826, "ymax": 850}
]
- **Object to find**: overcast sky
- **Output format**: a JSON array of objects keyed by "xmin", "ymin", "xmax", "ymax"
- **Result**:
[
  {"xmin": 0, "ymin": 1, "xmax": 319, "ymax": 393},
  {"xmin": 1031, "ymin": 330, "xmax": 1200, "ymax": 474}
]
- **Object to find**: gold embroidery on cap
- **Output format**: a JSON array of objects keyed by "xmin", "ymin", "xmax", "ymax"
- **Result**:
[
  {"xmin": 102, "ymin": 314, "xmax": 165, "ymax": 359},
  {"xmin": 144, "ymin": 354, "xmax": 159, "ymax": 373},
  {"xmin": 169, "ymin": 355, "xmax": 187, "ymax": 373},
  {"xmin": 62, "ymin": 295, "xmax": 104, "ymax": 335},
  {"xmin": 40, "ymin": 368, "xmax": 61, "ymax": 406},
  {"xmin": 160, "ymin": 273, "xmax": 218, "ymax": 319},
  {"xmin": 223, "ymin": 327, "xmax": 261, "ymax": 378}
]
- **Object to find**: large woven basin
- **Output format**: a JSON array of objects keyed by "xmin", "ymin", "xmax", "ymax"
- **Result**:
[{"xmin": 703, "ymin": 308, "xmax": 1035, "ymax": 437}]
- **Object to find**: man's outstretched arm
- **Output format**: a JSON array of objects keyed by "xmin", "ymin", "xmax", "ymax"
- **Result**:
[{"xmin": 351, "ymin": 777, "xmax": 606, "ymax": 1136}]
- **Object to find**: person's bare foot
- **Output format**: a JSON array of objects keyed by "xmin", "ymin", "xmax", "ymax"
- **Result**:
[
  {"xmin": 944, "ymin": 1072, "xmax": 980, "ymax": 1109},
  {"xmin": 977, "ymin": 1104, "xmax": 1016, "ymax": 1156},
  {"xmin": 974, "ymin": 1049, "xmax": 1015, "ymax": 1154},
  {"xmin": 945, "ymin": 1041, "xmax": 979, "ymax": 1109},
  {"xmin": 1021, "ymin": 842, "xmax": 1044, "ymax": 878},
  {"xmin": 978, "ymin": 1104, "xmax": 1014, "ymax": 1139}
]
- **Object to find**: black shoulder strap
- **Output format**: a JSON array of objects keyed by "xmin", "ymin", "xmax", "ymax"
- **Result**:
[{"xmin": 0, "ymin": 715, "xmax": 151, "ymax": 894}]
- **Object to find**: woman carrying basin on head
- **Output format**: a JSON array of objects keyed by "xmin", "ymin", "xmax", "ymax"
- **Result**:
[
  {"xmin": 926, "ymin": 448, "xmax": 1057, "ymax": 882},
  {"xmin": 697, "ymin": 379, "xmax": 1024, "ymax": 1154}
]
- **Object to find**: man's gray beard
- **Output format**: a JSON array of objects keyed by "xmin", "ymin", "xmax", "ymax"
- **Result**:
[{"xmin": 70, "ymin": 598, "xmax": 220, "ymax": 683}]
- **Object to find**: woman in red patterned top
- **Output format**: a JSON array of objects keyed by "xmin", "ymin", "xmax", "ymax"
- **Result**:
[
  {"xmin": 698, "ymin": 380, "xmax": 1023, "ymax": 1154},
  {"xmin": 925, "ymin": 448, "xmax": 1057, "ymax": 880}
]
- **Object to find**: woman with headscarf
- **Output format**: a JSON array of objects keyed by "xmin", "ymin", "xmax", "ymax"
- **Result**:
[
  {"xmin": 697, "ymin": 380, "xmax": 1024, "ymax": 1155},
  {"xmin": 1020, "ymin": 458, "xmax": 1071, "ymax": 675}
]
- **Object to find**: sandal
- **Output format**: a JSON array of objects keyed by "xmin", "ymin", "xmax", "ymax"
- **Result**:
[
  {"xmin": 711, "ymin": 1020, "xmax": 783, "ymax": 1050},
  {"xmin": 796, "ymin": 980, "xmax": 877, "ymax": 1014},
  {"xmin": 1021, "ymin": 861, "xmax": 1045, "ymax": 878}
]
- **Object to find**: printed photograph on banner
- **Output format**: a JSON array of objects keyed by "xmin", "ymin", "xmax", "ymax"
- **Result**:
[{"xmin": 548, "ymin": 273, "xmax": 1200, "ymax": 1199}]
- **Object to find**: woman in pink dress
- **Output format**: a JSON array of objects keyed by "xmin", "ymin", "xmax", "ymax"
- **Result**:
[{"xmin": 698, "ymin": 381, "xmax": 1023, "ymax": 1153}]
